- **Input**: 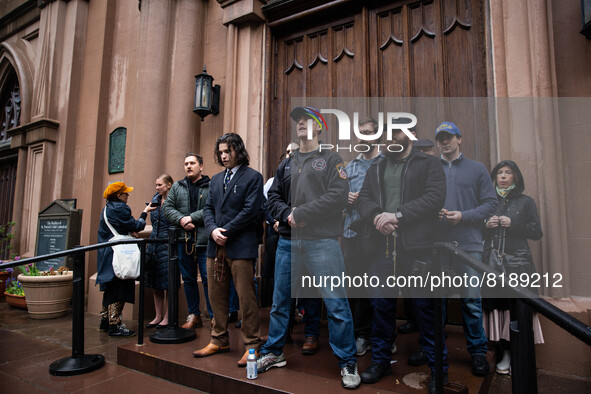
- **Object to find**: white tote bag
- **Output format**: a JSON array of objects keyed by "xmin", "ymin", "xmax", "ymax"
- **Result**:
[{"xmin": 103, "ymin": 208, "xmax": 141, "ymax": 280}]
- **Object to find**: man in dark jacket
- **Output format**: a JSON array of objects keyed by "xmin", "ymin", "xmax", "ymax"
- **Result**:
[
  {"xmin": 356, "ymin": 128, "xmax": 447, "ymax": 391},
  {"xmin": 163, "ymin": 153, "xmax": 212, "ymax": 329},
  {"xmin": 257, "ymin": 107, "xmax": 361, "ymax": 390},
  {"xmin": 193, "ymin": 133, "xmax": 263, "ymax": 368}
]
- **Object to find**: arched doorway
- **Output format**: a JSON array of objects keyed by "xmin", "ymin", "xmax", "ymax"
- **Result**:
[{"xmin": 0, "ymin": 67, "xmax": 20, "ymax": 259}]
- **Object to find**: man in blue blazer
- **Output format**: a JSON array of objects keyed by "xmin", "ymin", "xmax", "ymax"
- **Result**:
[{"xmin": 193, "ymin": 132, "xmax": 263, "ymax": 368}]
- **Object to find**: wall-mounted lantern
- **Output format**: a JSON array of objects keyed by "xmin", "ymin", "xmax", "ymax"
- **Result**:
[{"xmin": 193, "ymin": 66, "xmax": 220, "ymax": 121}]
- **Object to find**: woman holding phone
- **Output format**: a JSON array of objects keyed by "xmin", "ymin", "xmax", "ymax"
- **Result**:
[
  {"xmin": 146, "ymin": 174, "xmax": 174, "ymax": 328},
  {"xmin": 97, "ymin": 181, "xmax": 155, "ymax": 336}
]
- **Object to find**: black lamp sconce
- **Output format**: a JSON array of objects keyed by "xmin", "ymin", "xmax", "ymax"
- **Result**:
[{"xmin": 193, "ymin": 66, "xmax": 220, "ymax": 121}]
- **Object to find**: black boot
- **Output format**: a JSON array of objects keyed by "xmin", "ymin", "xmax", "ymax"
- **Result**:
[
  {"xmin": 100, "ymin": 318, "xmax": 109, "ymax": 331},
  {"xmin": 108, "ymin": 323, "xmax": 136, "ymax": 337},
  {"xmin": 360, "ymin": 361, "xmax": 392, "ymax": 384},
  {"xmin": 408, "ymin": 349, "xmax": 428, "ymax": 366}
]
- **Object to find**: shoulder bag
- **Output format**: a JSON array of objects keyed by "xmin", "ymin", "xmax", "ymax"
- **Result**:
[
  {"xmin": 103, "ymin": 208, "xmax": 141, "ymax": 280},
  {"xmin": 489, "ymin": 227, "xmax": 532, "ymax": 276}
]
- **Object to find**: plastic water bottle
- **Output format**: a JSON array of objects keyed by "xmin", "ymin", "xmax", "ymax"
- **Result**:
[{"xmin": 246, "ymin": 348, "xmax": 257, "ymax": 379}]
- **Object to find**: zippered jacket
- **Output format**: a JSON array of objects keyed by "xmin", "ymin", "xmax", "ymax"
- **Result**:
[
  {"xmin": 97, "ymin": 200, "xmax": 147, "ymax": 285},
  {"xmin": 357, "ymin": 148, "xmax": 446, "ymax": 251},
  {"xmin": 267, "ymin": 148, "xmax": 348, "ymax": 240},
  {"xmin": 163, "ymin": 176, "xmax": 210, "ymax": 248}
]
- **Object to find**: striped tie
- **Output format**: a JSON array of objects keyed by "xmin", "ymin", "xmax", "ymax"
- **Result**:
[{"xmin": 224, "ymin": 169, "xmax": 232, "ymax": 192}]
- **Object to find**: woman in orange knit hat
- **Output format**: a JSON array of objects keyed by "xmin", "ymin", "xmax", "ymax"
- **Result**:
[{"xmin": 97, "ymin": 181, "xmax": 155, "ymax": 336}]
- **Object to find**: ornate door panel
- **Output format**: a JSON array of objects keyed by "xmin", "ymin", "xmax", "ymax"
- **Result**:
[
  {"xmin": 269, "ymin": 14, "xmax": 366, "ymax": 166},
  {"xmin": 267, "ymin": 0, "xmax": 488, "ymax": 173},
  {"xmin": 368, "ymin": 0, "xmax": 488, "ymax": 162}
]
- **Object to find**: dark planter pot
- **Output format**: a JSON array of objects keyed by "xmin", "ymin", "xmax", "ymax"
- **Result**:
[{"xmin": 4, "ymin": 292, "xmax": 27, "ymax": 309}]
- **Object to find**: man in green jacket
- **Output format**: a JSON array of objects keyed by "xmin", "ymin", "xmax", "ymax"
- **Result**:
[{"xmin": 163, "ymin": 153, "xmax": 212, "ymax": 328}]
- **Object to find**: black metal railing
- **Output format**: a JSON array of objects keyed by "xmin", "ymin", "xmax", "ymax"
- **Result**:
[
  {"xmin": 0, "ymin": 236, "xmax": 168, "ymax": 376},
  {"xmin": 430, "ymin": 242, "xmax": 591, "ymax": 394}
]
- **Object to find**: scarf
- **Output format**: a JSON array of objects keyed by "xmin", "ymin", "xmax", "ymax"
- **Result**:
[{"xmin": 496, "ymin": 183, "xmax": 516, "ymax": 198}]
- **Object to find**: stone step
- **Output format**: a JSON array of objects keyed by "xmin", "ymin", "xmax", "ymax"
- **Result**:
[{"xmin": 118, "ymin": 309, "xmax": 493, "ymax": 393}]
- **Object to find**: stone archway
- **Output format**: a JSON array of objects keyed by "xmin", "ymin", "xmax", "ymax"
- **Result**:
[
  {"xmin": 0, "ymin": 42, "xmax": 35, "ymax": 257},
  {"xmin": 0, "ymin": 56, "xmax": 22, "ymax": 258}
]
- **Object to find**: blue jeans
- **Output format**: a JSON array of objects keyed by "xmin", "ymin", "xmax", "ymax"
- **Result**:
[
  {"xmin": 442, "ymin": 251, "xmax": 488, "ymax": 356},
  {"xmin": 261, "ymin": 237, "xmax": 292, "ymax": 354},
  {"xmin": 178, "ymin": 245, "xmax": 212, "ymax": 317},
  {"xmin": 300, "ymin": 297, "xmax": 321, "ymax": 337},
  {"xmin": 262, "ymin": 237, "xmax": 356, "ymax": 367}
]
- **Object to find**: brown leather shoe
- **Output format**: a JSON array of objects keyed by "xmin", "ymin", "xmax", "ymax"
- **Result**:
[
  {"xmin": 237, "ymin": 349, "xmax": 259, "ymax": 367},
  {"xmin": 301, "ymin": 336, "xmax": 319, "ymax": 355},
  {"xmin": 193, "ymin": 343, "xmax": 230, "ymax": 358},
  {"xmin": 182, "ymin": 314, "xmax": 203, "ymax": 329}
]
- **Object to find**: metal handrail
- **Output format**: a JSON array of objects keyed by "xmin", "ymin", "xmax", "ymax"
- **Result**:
[
  {"xmin": 430, "ymin": 241, "xmax": 590, "ymax": 394},
  {"xmin": 433, "ymin": 242, "xmax": 591, "ymax": 346},
  {"xmin": 0, "ymin": 238, "xmax": 167, "ymax": 271}
]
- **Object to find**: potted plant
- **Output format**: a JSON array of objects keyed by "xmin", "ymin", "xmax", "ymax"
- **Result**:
[
  {"xmin": 18, "ymin": 263, "xmax": 73, "ymax": 319},
  {"xmin": 4, "ymin": 277, "xmax": 27, "ymax": 309}
]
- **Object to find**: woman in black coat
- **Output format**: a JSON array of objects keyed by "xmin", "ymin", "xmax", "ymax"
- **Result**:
[
  {"xmin": 483, "ymin": 160, "xmax": 544, "ymax": 374},
  {"xmin": 145, "ymin": 174, "xmax": 173, "ymax": 329},
  {"xmin": 97, "ymin": 181, "xmax": 155, "ymax": 337}
]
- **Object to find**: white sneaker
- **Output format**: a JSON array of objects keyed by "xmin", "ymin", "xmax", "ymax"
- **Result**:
[
  {"xmin": 391, "ymin": 342, "xmax": 397, "ymax": 354},
  {"xmin": 257, "ymin": 352, "xmax": 286, "ymax": 373},
  {"xmin": 355, "ymin": 337, "xmax": 371, "ymax": 356},
  {"xmin": 495, "ymin": 350, "xmax": 511, "ymax": 374},
  {"xmin": 341, "ymin": 362, "xmax": 361, "ymax": 389}
]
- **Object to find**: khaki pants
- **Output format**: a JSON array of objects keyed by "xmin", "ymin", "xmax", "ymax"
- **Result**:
[{"xmin": 207, "ymin": 254, "xmax": 261, "ymax": 350}]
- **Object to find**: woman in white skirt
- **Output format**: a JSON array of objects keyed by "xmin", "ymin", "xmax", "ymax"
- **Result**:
[{"xmin": 483, "ymin": 160, "xmax": 544, "ymax": 374}]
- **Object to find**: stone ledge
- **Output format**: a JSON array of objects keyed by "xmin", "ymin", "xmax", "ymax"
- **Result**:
[
  {"xmin": 8, "ymin": 117, "xmax": 60, "ymax": 147},
  {"xmin": 217, "ymin": 0, "xmax": 267, "ymax": 26}
]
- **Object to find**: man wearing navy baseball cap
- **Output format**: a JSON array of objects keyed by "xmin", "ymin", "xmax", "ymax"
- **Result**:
[
  {"xmin": 435, "ymin": 121, "xmax": 497, "ymax": 381},
  {"xmin": 435, "ymin": 121, "xmax": 462, "ymax": 138}
]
